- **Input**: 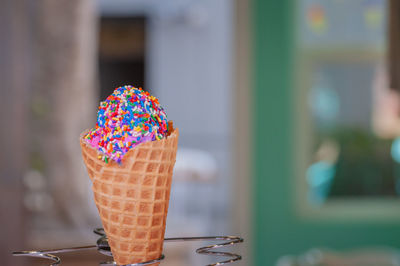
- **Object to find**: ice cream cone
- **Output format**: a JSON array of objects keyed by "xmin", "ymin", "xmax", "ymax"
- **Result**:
[{"xmin": 80, "ymin": 127, "xmax": 179, "ymax": 265}]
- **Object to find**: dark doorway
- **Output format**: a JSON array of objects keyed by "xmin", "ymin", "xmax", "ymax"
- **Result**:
[{"xmin": 99, "ymin": 17, "xmax": 146, "ymax": 100}]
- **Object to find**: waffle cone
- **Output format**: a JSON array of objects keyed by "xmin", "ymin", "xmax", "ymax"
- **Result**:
[{"xmin": 80, "ymin": 126, "xmax": 179, "ymax": 265}]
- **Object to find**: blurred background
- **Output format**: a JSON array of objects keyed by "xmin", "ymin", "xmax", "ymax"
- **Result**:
[{"xmin": 3, "ymin": 0, "xmax": 400, "ymax": 265}]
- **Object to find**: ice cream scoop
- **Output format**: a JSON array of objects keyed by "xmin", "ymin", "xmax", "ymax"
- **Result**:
[{"xmin": 84, "ymin": 85, "xmax": 169, "ymax": 163}]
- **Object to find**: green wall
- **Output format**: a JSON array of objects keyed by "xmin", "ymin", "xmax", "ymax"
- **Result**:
[{"xmin": 253, "ymin": 1, "xmax": 400, "ymax": 265}]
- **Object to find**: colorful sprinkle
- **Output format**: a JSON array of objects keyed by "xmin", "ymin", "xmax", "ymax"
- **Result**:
[{"xmin": 84, "ymin": 85, "xmax": 169, "ymax": 163}]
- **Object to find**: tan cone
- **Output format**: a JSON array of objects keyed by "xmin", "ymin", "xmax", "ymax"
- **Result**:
[{"xmin": 80, "ymin": 125, "xmax": 178, "ymax": 265}]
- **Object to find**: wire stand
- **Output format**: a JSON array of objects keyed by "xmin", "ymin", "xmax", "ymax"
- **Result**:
[{"xmin": 13, "ymin": 228, "xmax": 243, "ymax": 266}]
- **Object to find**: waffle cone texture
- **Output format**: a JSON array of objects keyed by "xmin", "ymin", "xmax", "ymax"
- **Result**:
[{"xmin": 80, "ymin": 126, "xmax": 179, "ymax": 265}]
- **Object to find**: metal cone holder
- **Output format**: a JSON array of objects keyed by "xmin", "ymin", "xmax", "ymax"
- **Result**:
[{"xmin": 13, "ymin": 228, "xmax": 243, "ymax": 266}]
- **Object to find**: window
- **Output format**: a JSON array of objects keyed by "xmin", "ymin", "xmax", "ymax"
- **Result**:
[{"xmin": 295, "ymin": 0, "xmax": 400, "ymax": 218}]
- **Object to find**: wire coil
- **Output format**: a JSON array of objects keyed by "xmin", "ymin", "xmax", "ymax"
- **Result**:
[{"xmin": 12, "ymin": 228, "xmax": 243, "ymax": 266}]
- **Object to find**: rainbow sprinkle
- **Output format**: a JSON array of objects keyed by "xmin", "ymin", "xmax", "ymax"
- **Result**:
[{"xmin": 84, "ymin": 85, "xmax": 169, "ymax": 163}]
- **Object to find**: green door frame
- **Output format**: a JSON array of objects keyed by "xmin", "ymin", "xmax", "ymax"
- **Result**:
[{"xmin": 253, "ymin": 1, "xmax": 400, "ymax": 265}]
